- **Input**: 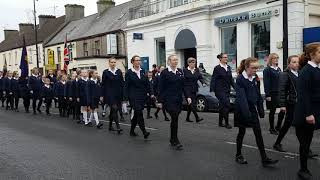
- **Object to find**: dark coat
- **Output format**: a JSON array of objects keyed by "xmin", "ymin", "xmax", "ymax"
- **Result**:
[
  {"xmin": 124, "ymin": 69, "xmax": 150, "ymax": 111},
  {"xmin": 18, "ymin": 77, "xmax": 30, "ymax": 98},
  {"xmin": 54, "ymin": 81, "xmax": 66, "ymax": 97},
  {"xmin": 210, "ymin": 64, "xmax": 235, "ymax": 93},
  {"xmin": 12, "ymin": 78, "xmax": 19, "ymax": 97},
  {"xmin": 68, "ymin": 79, "xmax": 79, "ymax": 98},
  {"xmin": 65, "ymin": 80, "xmax": 73, "ymax": 98},
  {"xmin": 263, "ymin": 66, "xmax": 282, "ymax": 97},
  {"xmin": 153, "ymin": 73, "xmax": 161, "ymax": 97},
  {"xmin": 41, "ymin": 85, "xmax": 54, "ymax": 101},
  {"xmin": 293, "ymin": 64, "xmax": 320, "ymax": 129},
  {"xmin": 234, "ymin": 74, "xmax": 264, "ymax": 128},
  {"xmin": 47, "ymin": 75, "xmax": 57, "ymax": 84},
  {"xmin": 278, "ymin": 69, "xmax": 298, "ymax": 107},
  {"xmin": 101, "ymin": 69, "xmax": 124, "ymax": 106},
  {"xmin": 0, "ymin": 77, "xmax": 3, "ymax": 91},
  {"xmin": 158, "ymin": 68, "xmax": 185, "ymax": 113},
  {"xmin": 3, "ymin": 77, "xmax": 13, "ymax": 94},
  {"xmin": 28, "ymin": 75, "xmax": 42, "ymax": 97},
  {"xmin": 89, "ymin": 79, "xmax": 101, "ymax": 109},
  {"xmin": 183, "ymin": 68, "xmax": 204, "ymax": 98},
  {"xmin": 78, "ymin": 78, "xmax": 90, "ymax": 106}
]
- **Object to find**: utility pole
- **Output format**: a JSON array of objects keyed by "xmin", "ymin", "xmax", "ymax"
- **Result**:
[
  {"xmin": 33, "ymin": 0, "xmax": 39, "ymax": 68},
  {"xmin": 283, "ymin": 0, "xmax": 288, "ymax": 69}
]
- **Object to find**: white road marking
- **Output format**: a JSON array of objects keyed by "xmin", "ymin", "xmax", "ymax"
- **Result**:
[{"xmin": 226, "ymin": 141, "xmax": 320, "ymax": 160}]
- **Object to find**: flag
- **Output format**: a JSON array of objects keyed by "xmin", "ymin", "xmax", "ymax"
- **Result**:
[
  {"xmin": 63, "ymin": 34, "xmax": 69, "ymax": 72},
  {"xmin": 20, "ymin": 36, "xmax": 28, "ymax": 77}
]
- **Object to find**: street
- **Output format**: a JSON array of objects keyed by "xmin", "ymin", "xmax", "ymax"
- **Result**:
[{"xmin": 0, "ymin": 107, "xmax": 319, "ymax": 180}]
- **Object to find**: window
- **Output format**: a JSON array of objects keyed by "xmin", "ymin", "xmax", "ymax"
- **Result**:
[
  {"xmin": 57, "ymin": 47, "xmax": 61, "ymax": 63},
  {"xmin": 156, "ymin": 38, "xmax": 166, "ymax": 67},
  {"xmin": 251, "ymin": 20, "xmax": 270, "ymax": 70},
  {"xmin": 15, "ymin": 51, "xmax": 18, "ymax": 65},
  {"xmin": 94, "ymin": 40, "xmax": 100, "ymax": 56},
  {"xmin": 221, "ymin": 26, "xmax": 237, "ymax": 71},
  {"xmin": 83, "ymin": 43, "xmax": 88, "ymax": 56}
]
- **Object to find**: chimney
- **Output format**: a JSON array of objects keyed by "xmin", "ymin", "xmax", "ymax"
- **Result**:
[
  {"xmin": 19, "ymin": 23, "xmax": 34, "ymax": 34},
  {"xmin": 4, "ymin": 30, "xmax": 19, "ymax": 40},
  {"xmin": 65, "ymin": 4, "xmax": 85, "ymax": 22},
  {"xmin": 38, "ymin": 15, "xmax": 56, "ymax": 29},
  {"xmin": 97, "ymin": 0, "xmax": 115, "ymax": 14}
]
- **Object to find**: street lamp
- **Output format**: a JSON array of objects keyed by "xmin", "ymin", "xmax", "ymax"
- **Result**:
[{"xmin": 33, "ymin": 0, "xmax": 39, "ymax": 68}]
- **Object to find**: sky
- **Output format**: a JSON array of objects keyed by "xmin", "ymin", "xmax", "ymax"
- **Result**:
[{"xmin": 0, "ymin": 0, "xmax": 130, "ymax": 41}]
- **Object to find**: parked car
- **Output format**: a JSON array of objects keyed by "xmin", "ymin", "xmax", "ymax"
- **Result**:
[{"xmin": 182, "ymin": 72, "xmax": 236, "ymax": 112}]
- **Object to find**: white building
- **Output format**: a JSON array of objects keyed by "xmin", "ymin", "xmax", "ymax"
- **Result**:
[{"xmin": 125, "ymin": 0, "xmax": 320, "ymax": 74}]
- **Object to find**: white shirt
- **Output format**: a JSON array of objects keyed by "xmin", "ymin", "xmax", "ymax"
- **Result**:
[
  {"xmin": 81, "ymin": 77, "xmax": 88, "ymax": 81},
  {"xmin": 219, "ymin": 63, "xmax": 228, "ymax": 71},
  {"xmin": 32, "ymin": 74, "xmax": 38, "ymax": 77},
  {"xmin": 108, "ymin": 68, "xmax": 118, "ymax": 75},
  {"xmin": 131, "ymin": 67, "xmax": 142, "ymax": 79},
  {"xmin": 291, "ymin": 69, "xmax": 299, "ymax": 77},
  {"xmin": 308, "ymin": 61, "xmax": 320, "ymax": 68},
  {"xmin": 61, "ymin": 81, "xmax": 66, "ymax": 85},
  {"xmin": 242, "ymin": 71, "xmax": 255, "ymax": 82},
  {"xmin": 8, "ymin": 77, "xmax": 12, "ymax": 80},
  {"xmin": 91, "ymin": 78, "xmax": 97, "ymax": 84},
  {"xmin": 14, "ymin": 77, "xmax": 19, "ymax": 80},
  {"xmin": 168, "ymin": 66, "xmax": 177, "ymax": 74},
  {"xmin": 187, "ymin": 66, "xmax": 195, "ymax": 74},
  {"xmin": 270, "ymin": 66, "xmax": 279, "ymax": 71},
  {"xmin": 45, "ymin": 84, "xmax": 50, "ymax": 88}
]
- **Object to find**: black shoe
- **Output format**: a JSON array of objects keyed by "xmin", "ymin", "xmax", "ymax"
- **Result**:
[
  {"xmin": 275, "ymin": 126, "xmax": 281, "ymax": 132},
  {"xmin": 225, "ymin": 124, "xmax": 232, "ymax": 129},
  {"xmin": 15, "ymin": 109, "xmax": 19, "ymax": 112},
  {"xmin": 269, "ymin": 129, "xmax": 279, "ymax": 135},
  {"xmin": 143, "ymin": 132, "xmax": 150, "ymax": 139},
  {"xmin": 85, "ymin": 122, "xmax": 93, "ymax": 127},
  {"xmin": 130, "ymin": 132, "xmax": 138, "ymax": 137},
  {"xmin": 308, "ymin": 150, "xmax": 318, "ymax": 159},
  {"xmin": 37, "ymin": 109, "xmax": 42, "ymax": 114},
  {"xmin": 154, "ymin": 113, "xmax": 158, "ymax": 119},
  {"xmin": 186, "ymin": 119, "xmax": 193, "ymax": 122},
  {"xmin": 47, "ymin": 112, "xmax": 51, "ymax": 116},
  {"xmin": 235, "ymin": 155, "xmax": 248, "ymax": 164},
  {"xmin": 97, "ymin": 123, "xmax": 103, "ymax": 129},
  {"xmin": 147, "ymin": 115, "xmax": 152, "ymax": 119},
  {"xmin": 109, "ymin": 127, "xmax": 115, "ymax": 131},
  {"xmin": 175, "ymin": 143, "xmax": 183, "ymax": 151},
  {"xmin": 196, "ymin": 118, "xmax": 204, "ymax": 123},
  {"xmin": 116, "ymin": 128, "xmax": 123, "ymax": 134},
  {"xmin": 120, "ymin": 117, "xmax": 125, "ymax": 122},
  {"xmin": 273, "ymin": 144, "xmax": 286, "ymax": 152},
  {"xmin": 219, "ymin": 124, "xmax": 225, "ymax": 127},
  {"xmin": 297, "ymin": 169, "xmax": 312, "ymax": 180},
  {"xmin": 164, "ymin": 118, "xmax": 170, "ymax": 121},
  {"xmin": 262, "ymin": 157, "xmax": 279, "ymax": 167},
  {"xmin": 33, "ymin": 111, "xmax": 37, "ymax": 115},
  {"xmin": 26, "ymin": 109, "xmax": 30, "ymax": 113}
]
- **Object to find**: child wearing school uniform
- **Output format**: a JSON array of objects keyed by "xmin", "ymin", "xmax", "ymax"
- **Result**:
[
  {"xmin": 146, "ymin": 71, "xmax": 155, "ymax": 119},
  {"xmin": 0, "ymin": 71, "xmax": 5, "ymax": 107},
  {"xmin": 54, "ymin": 74, "xmax": 67, "ymax": 117},
  {"xmin": 12, "ymin": 71, "xmax": 20, "ymax": 111},
  {"xmin": 66, "ymin": 72, "xmax": 76, "ymax": 119},
  {"xmin": 78, "ymin": 70, "xmax": 91, "ymax": 126},
  {"xmin": 88, "ymin": 70, "xmax": 103, "ymax": 129},
  {"xmin": 3, "ymin": 71, "xmax": 14, "ymax": 110},
  {"xmin": 28, "ymin": 68, "xmax": 42, "ymax": 114},
  {"xmin": 41, "ymin": 78, "xmax": 54, "ymax": 115},
  {"xmin": 234, "ymin": 57, "xmax": 278, "ymax": 166}
]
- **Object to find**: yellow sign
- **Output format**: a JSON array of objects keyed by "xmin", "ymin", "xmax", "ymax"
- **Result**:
[{"xmin": 46, "ymin": 49, "xmax": 56, "ymax": 70}]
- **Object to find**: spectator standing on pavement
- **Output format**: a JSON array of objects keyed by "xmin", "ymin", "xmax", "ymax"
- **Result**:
[
  {"xmin": 234, "ymin": 57, "xmax": 279, "ymax": 166},
  {"xmin": 158, "ymin": 54, "xmax": 185, "ymax": 150},
  {"xmin": 183, "ymin": 57, "xmax": 204, "ymax": 123},
  {"xmin": 124, "ymin": 55, "xmax": 150, "ymax": 139},
  {"xmin": 210, "ymin": 53, "xmax": 235, "ymax": 129},
  {"xmin": 293, "ymin": 43, "xmax": 320, "ymax": 180},
  {"xmin": 263, "ymin": 53, "xmax": 285, "ymax": 135}
]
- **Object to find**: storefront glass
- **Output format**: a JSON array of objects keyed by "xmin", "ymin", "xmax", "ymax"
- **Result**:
[
  {"xmin": 251, "ymin": 20, "xmax": 270, "ymax": 70},
  {"xmin": 221, "ymin": 26, "xmax": 237, "ymax": 71}
]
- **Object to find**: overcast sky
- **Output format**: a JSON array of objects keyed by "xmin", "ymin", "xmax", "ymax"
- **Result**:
[{"xmin": 0, "ymin": 0, "xmax": 130, "ymax": 41}]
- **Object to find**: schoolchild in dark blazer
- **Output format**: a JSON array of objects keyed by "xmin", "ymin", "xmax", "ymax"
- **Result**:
[
  {"xmin": 3, "ymin": 71, "xmax": 14, "ymax": 110},
  {"xmin": 146, "ymin": 71, "xmax": 155, "ymax": 119},
  {"xmin": 183, "ymin": 57, "xmax": 205, "ymax": 123},
  {"xmin": 41, "ymin": 78, "xmax": 54, "ymax": 115},
  {"xmin": 153, "ymin": 66, "xmax": 170, "ymax": 121},
  {"xmin": 124, "ymin": 55, "xmax": 150, "ymax": 139},
  {"xmin": 158, "ymin": 55, "xmax": 185, "ymax": 150},
  {"xmin": 28, "ymin": 68, "xmax": 42, "ymax": 114},
  {"xmin": 19, "ymin": 76, "xmax": 30, "ymax": 113},
  {"xmin": 210, "ymin": 53, "xmax": 235, "ymax": 129},
  {"xmin": 101, "ymin": 58, "xmax": 124, "ymax": 133},
  {"xmin": 54, "ymin": 74, "xmax": 67, "ymax": 117},
  {"xmin": 292, "ymin": 43, "xmax": 320, "ymax": 180},
  {"xmin": 263, "ymin": 53, "xmax": 285, "ymax": 135},
  {"xmin": 78, "ymin": 70, "xmax": 91, "ymax": 126},
  {"xmin": 0, "ymin": 71, "xmax": 4, "ymax": 107},
  {"xmin": 88, "ymin": 70, "xmax": 103, "ymax": 129},
  {"xmin": 234, "ymin": 58, "xmax": 278, "ymax": 166},
  {"xmin": 12, "ymin": 72, "xmax": 20, "ymax": 111}
]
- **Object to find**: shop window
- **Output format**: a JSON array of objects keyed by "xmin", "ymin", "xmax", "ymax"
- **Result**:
[
  {"xmin": 155, "ymin": 38, "xmax": 166, "ymax": 67},
  {"xmin": 251, "ymin": 20, "xmax": 270, "ymax": 70},
  {"xmin": 221, "ymin": 26, "xmax": 237, "ymax": 71}
]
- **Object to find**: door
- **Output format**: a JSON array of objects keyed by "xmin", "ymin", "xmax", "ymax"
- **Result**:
[{"xmin": 183, "ymin": 48, "xmax": 197, "ymax": 68}]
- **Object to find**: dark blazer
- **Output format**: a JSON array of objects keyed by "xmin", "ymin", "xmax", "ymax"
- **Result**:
[
  {"xmin": 278, "ymin": 69, "xmax": 298, "ymax": 107},
  {"xmin": 293, "ymin": 64, "xmax": 320, "ymax": 129},
  {"xmin": 153, "ymin": 73, "xmax": 161, "ymax": 97},
  {"xmin": 124, "ymin": 68, "xmax": 150, "ymax": 111},
  {"xmin": 89, "ymin": 79, "xmax": 101, "ymax": 99},
  {"xmin": 263, "ymin": 66, "xmax": 282, "ymax": 97},
  {"xmin": 210, "ymin": 64, "xmax": 235, "ymax": 93},
  {"xmin": 28, "ymin": 75, "xmax": 42, "ymax": 96},
  {"xmin": 101, "ymin": 69, "xmax": 124, "ymax": 106},
  {"xmin": 0, "ymin": 77, "xmax": 3, "ymax": 91},
  {"xmin": 12, "ymin": 78, "xmax": 19, "ymax": 97},
  {"xmin": 3, "ymin": 77, "xmax": 13, "ymax": 94},
  {"xmin": 158, "ymin": 68, "xmax": 185, "ymax": 113},
  {"xmin": 183, "ymin": 68, "xmax": 204, "ymax": 98},
  {"xmin": 65, "ymin": 80, "xmax": 73, "ymax": 98},
  {"xmin": 18, "ymin": 77, "xmax": 30, "ymax": 98},
  {"xmin": 78, "ymin": 78, "xmax": 90, "ymax": 106},
  {"xmin": 41, "ymin": 85, "xmax": 54, "ymax": 100},
  {"xmin": 69, "ymin": 79, "xmax": 79, "ymax": 98},
  {"xmin": 47, "ymin": 75, "xmax": 57, "ymax": 84},
  {"xmin": 54, "ymin": 81, "xmax": 66, "ymax": 97},
  {"xmin": 234, "ymin": 74, "xmax": 264, "ymax": 128}
]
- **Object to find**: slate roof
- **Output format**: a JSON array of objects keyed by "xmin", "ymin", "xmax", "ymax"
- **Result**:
[
  {"xmin": 44, "ymin": 0, "xmax": 143, "ymax": 47},
  {"xmin": 0, "ymin": 16, "xmax": 66, "ymax": 52}
]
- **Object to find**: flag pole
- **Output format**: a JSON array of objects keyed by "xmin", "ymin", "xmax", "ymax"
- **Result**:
[{"xmin": 33, "ymin": 0, "xmax": 39, "ymax": 69}]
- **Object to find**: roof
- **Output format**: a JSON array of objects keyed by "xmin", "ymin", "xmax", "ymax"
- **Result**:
[
  {"xmin": 0, "ymin": 15, "xmax": 65, "ymax": 52},
  {"xmin": 45, "ymin": 0, "xmax": 143, "ymax": 47}
]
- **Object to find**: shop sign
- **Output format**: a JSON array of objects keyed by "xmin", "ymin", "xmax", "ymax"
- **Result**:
[
  {"xmin": 215, "ymin": 12, "xmax": 249, "ymax": 26},
  {"xmin": 249, "ymin": 8, "xmax": 280, "ymax": 21}
]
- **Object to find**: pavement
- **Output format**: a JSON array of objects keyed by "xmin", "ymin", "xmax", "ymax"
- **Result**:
[{"xmin": 0, "ymin": 105, "xmax": 319, "ymax": 180}]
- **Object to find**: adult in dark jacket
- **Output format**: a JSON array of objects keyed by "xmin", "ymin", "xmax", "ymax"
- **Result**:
[
  {"xmin": 102, "ymin": 58, "xmax": 124, "ymax": 132},
  {"xmin": 153, "ymin": 66, "xmax": 170, "ymax": 121},
  {"xmin": 3, "ymin": 71, "xmax": 14, "ymax": 110},
  {"xmin": 19, "ymin": 76, "xmax": 30, "ymax": 113},
  {"xmin": 158, "ymin": 55, "xmax": 185, "ymax": 150},
  {"xmin": 184, "ymin": 57, "xmax": 205, "ymax": 123},
  {"xmin": 210, "ymin": 53, "xmax": 235, "ymax": 129},
  {"xmin": 12, "ymin": 71, "xmax": 20, "ymax": 111},
  {"xmin": 234, "ymin": 58, "xmax": 278, "ymax": 166},
  {"xmin": 292, "ymin": 43, "xmax": 320, "ymax": 180},
  {"xmin": 41, "ymin": 78, "xmax": 54, "ymax": 115},
  {"xmin": 263, "ymin": 53, "xmax": 285, "ymax": 135},
  {"xmin": 54, "ymin": 74, "xmax": 67, "ymax": 117},
  {"xmin": 28, "ymin": 68, "xmax": 42, "ymax": 114},
  {"xmin": 124, "ymin": 55, "xmax": 150, "ymax": 139},
  {"xmin": 0, "ymin": 71, "xmax": 5, "ymax": 107}
]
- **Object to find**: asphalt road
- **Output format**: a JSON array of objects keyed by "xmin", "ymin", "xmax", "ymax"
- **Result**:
[{"xmin": 0, "ymin": 106, "xmax": 319, "ymax": 180}]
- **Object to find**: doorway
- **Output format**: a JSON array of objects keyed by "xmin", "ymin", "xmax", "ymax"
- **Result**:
[{"xmin": 183, "ymin": 48, "xmax": 197, "ymax": 68}]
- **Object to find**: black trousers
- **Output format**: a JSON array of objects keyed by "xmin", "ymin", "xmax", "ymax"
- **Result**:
[
  {"xmin": 130, "ymin": 110, "xmax": 147, "ymax": 134},
  {"xmin": 236, "ymin": 126, "xmax": 267, "ymax": 160},
  {"xmin": 268, "ymin": 94, "xmax": 285, "ymax": 130},
  {"xmin": 146, "ymin": 97, "xmax": 153, "ymax": 116},
  {"xmin": 118, "ymin": 103, "xmax": 123, "ymax": 118},
  {"xmin": 216, "ymin": 93, "xmax": 231, "ymax": 126},
  {"xmin": 169, "ymin": 111, "xmax": 180, "ymax": 144},
  {"xmin": 275, "ymin": 104, "xmax": 295, "ymax": 145},
  {"xmin": 1, "ymin": 92, "xmax": 5, "ymax": 106},
  {"xmin": 296, "ymin": 125, "xmax": 314, "ymax": 171},
  {"xmin": 23, "ymin": 96, "xmax": 30, "ymax": 111},
  {"xmin": 14, "ymin": 95, "xmax": 19, "ymax": 109},
  {"xmin": 45, "ymin": 99, "xmax": 52, "ymax": 114},
  {"xmin": 6, "ymin": 93, "xmax": 14, "ymax": 109},
  {"xmin": 186, "ymin": 93, "xmax": 199, "ymax": 120},
  {"xmin": 109, "ymin": 104, "xmax": 120, "ymax": 129},
  {"xmin": 155, "ymin": 107, "xmax": 168, "ymax": 119},
  {"xmin": 32, "ymin": 96, "xmax": 41, "ymax": 112},
  {"xmin": 58, "ymin": 97, "xmax": 67, "ymax": 116}
]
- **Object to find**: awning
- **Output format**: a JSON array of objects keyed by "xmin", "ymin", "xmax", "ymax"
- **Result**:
[{"xmin": 174, "ymin": 29, "xmax": 197, "ymax": 50}]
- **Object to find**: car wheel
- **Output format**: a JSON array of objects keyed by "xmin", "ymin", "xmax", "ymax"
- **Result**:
[{"xmin": 196, "ymin": 96, "xmax": 207, "ymax": 112}]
